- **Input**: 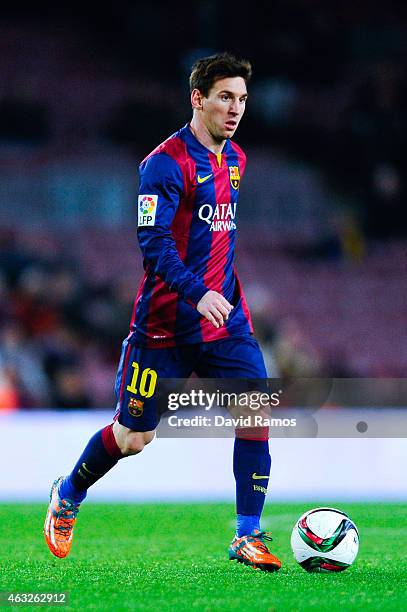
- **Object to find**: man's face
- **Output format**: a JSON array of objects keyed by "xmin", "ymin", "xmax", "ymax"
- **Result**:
[{"xmin": 198, "ymin": 76, "xmax": 248, "ymax": 142}]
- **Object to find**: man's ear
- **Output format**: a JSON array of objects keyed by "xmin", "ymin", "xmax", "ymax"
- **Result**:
[{"xmin": 191, "ymin": 88, "xmax": 203, "ymax": 110}]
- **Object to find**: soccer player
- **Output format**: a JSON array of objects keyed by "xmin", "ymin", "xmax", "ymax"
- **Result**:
[{"xmin": 44, "ymin": 53, "xmax": 282, "ymax": 572}]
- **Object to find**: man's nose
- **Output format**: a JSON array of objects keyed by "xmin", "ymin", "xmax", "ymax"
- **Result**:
[{"xmin": 229, "ymin": 100, "xmax": 239, "ymax": 114}]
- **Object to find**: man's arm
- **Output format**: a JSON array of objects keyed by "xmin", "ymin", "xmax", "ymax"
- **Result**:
[{"xmin": 137, "ymin": 153, "xmax": 232, "ymax": 327}]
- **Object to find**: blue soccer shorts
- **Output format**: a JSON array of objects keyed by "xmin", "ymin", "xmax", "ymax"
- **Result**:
[{"xmin": 113, "ymin": 333, "xmax": 268, "ymax": 432}]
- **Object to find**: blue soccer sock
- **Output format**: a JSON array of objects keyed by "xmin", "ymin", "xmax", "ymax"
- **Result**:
[
  {"xmin": 233, "ymin": 437, "xmax": 271, "ymax": 537},
  {"xmin": 236, "ymin": 514, "xmax": 260, "ymax": 537},
  {"xmin": 59, "ymin": 424, "xmax": 123, "ymax": 504}
]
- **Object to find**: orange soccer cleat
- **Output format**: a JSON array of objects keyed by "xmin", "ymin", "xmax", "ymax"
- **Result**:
[
  {"xmin": 229, "ymin": 529, "xmax": 282, "ymax": 572},
  {"xmin": 44, "ymin": 477, "xmax": 80, "ymax": 558}
]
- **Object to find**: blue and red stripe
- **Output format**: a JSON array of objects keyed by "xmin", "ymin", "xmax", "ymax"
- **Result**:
[{"xmin": 131, "ymin": 124, "xmax": 253, "ymax": 347}]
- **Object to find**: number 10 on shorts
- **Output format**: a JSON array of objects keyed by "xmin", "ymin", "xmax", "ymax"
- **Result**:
[{"xmin": 126, "ymin": 362, "xmax": 157, "ymax": 398}]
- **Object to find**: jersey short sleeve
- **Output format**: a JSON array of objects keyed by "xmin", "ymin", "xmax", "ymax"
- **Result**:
[
  {"xmin": 137, "ymin": 152, "xmax": 209, "ymax": 306},
  {"xmin": 137, "ymin": 152, "xmax": 183, "ymax": 229}
]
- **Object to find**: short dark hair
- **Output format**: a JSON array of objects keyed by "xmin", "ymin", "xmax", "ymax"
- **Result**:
[{"xmin": 189, "ymin": 52, "xmax": 252, "ymax": 97}]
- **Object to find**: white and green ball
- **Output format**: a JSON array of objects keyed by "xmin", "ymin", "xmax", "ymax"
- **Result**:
[{"xmin": 291, "ymin": 507, "xmax": 359, "ymax": 572}]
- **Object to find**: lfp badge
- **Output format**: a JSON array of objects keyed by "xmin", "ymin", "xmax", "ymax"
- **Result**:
[
  {"xmin": 229, "ymin": 166, "xmax": 240, "ymax": 190},
  {"xmin": 138, "ymin": 195, "xmax": 157, "ymax": 226}
]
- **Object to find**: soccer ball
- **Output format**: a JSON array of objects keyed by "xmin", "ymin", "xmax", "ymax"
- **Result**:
[
  {"xmin": 140, "ymin": 196, "xmax": 155, "ymax": 215},
  {"xmin": 291, "ymin": 507, "xmax": 359, "ymax": 572},
  {"xmin": 140, "ymin": 200, "xmax": 150, "ymax": 214}
]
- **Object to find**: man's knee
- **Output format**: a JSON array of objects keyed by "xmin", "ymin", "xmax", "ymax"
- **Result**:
[
  {"xmin": 122, "ymin": 433, "xmax": 153, "ymax": 455},
  {"xmin": 112, "ymin": 421, "xmax": 155, "ymax": 456}
]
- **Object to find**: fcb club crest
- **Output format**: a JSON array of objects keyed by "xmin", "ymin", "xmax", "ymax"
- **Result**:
[
  {"xmin": 229, "ymin": 166, "xmax": 240, "ymax": 190},
  {"xmin": 128, "ymin": 397, "xmax": 144, "ymax": 417}
]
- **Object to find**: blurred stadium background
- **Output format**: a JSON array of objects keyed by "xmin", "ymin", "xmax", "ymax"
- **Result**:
[{"xmin": 0, "ymin": 2, "xmax": 406, "ymax": 500}]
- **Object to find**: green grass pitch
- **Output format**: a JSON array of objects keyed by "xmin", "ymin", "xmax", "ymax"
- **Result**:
[{"xmin": 0, "ymin": 502, "xmax": 406, "ymax": 611}]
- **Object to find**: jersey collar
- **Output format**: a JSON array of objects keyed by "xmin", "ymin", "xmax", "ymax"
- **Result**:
[{"xmin": 182, "ymin": 123, "xmax": 232, "ymax": 158}]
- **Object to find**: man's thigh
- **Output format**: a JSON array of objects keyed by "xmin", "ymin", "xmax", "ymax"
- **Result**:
[
  {"xmin": 196, "ymin": 335, "xmax": 270, "ymax": 439},
  {"xmin": 114, "ymin": 335, "xmax": 196, "ymax": 431},
  {"xmin": 196, "ymin": 334, "xmax": 268, "ymax": 378}
]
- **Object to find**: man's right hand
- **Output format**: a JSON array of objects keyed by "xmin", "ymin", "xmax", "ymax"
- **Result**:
[{"xmin": 197, "ymin": 290, "xmax": 234, "ymax": 328}]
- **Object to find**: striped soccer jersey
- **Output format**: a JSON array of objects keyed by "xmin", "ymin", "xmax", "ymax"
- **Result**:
[{"xmin": 130, "ymin": 123, "xmax": 253, "ymax": 347}]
